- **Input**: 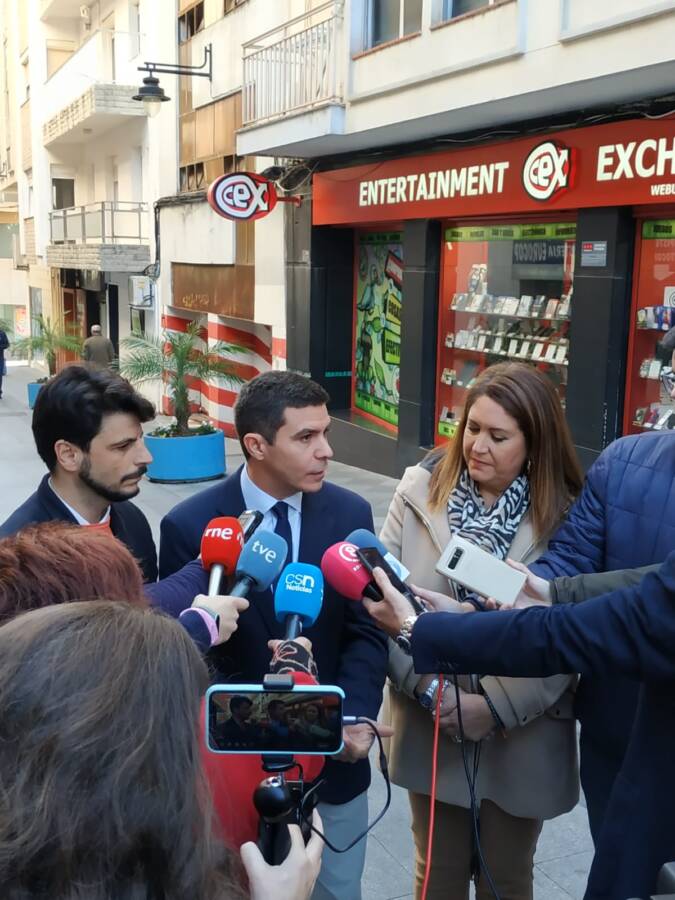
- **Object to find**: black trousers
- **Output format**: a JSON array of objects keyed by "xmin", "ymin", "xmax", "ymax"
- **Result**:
[{"xmin": 579, "ymin": 730, "xmax": 622, "ymax": 847}]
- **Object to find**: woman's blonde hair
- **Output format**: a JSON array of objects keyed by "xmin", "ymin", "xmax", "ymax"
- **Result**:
[{"xmin": 428, "ymin": 362, "xmax": 583, "ymax": 540}]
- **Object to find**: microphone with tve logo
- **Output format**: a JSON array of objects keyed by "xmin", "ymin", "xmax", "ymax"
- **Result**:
[
  {"xmin": 200, "ymin": 517, "xmax": 245, "ymax": 596},
  {"xmin": 274, "ymin": 562, "xmax": 324, "ymax": 640},
  {"xmin": 229, "ymin": 531, "xmax": 288, "ymax": 597},
  {"xmin": 320, "ymin": 542, "xmax": 381, "ymax": 602}
]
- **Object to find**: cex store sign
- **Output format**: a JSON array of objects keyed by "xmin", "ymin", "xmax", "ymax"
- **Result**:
[{"xmin": 313, "ymin": 118, "xmax": 675, "ymax": 226}]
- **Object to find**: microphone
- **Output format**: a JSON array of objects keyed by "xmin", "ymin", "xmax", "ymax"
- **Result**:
[
  {"xmin": 200, "ymin": 517, "xmax": 245, "ymax": 595},
  {"xmin": 346, "ymin": 529, "xmax": 411, "ymax": 581},
  {"xmin": 274, "ymin": 563, "xmax": 324, "ymax": 639},
  {"xmin": 229, "ymin": 530, "xmax": 288, "ymax": 597},
  {"xmin": 320, "ymin": 542, "xmax": 381, "ymax": 602}
]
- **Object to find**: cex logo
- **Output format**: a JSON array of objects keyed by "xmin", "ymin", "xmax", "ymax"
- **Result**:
[
  {"xmin": 522, "ymin": 141, "xmax": 572, "ymax": 201},
  {"xmin": 338, "ymin": 543, "xmax": 359, "ymax": 564},
  {"xmin": 207, "ymin": 172, "xmax": 278, "ymax": 222}
]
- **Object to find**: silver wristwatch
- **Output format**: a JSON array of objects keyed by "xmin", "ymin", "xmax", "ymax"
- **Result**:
[
  {"xmin": 395, "ymin": 614, "xmax": 418, "ymax": 654},
  {"xmin": 418, "ymin": 677, "xmax": 442, "ymax": 710}
]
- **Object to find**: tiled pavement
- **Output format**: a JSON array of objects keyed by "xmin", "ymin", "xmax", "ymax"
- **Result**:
[{"xmin": 0, "ymin": 365, "xmax": 594, "ymax": 899}]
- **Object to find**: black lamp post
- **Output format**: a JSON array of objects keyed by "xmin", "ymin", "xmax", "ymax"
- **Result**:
[{"xmin": 133, "ymin": 43, "xmax": 213, "ymax": 116}]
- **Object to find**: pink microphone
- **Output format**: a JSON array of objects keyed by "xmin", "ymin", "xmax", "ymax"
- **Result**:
[{"xmin": 320, "ymin": 542, "xmax": 382, "ymax": 601}]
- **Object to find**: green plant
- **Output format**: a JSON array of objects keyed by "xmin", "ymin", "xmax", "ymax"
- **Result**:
[
  {"xmin": 121, "ymin": 321, "xmax": 246, "ymax": 437},
  {"xmin": 12, "ymin": 315, "xmax": 83, "ymax": 377}
]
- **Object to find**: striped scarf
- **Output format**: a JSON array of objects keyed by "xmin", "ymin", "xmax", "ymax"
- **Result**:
[{"xmin": 447, "ymin": 468, "xmax": 530, "ymax": 602}]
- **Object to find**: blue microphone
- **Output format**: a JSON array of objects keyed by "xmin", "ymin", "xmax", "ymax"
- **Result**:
[
  {"xmin": 229, "ymin": 530, "xmax": 288, "ymax": 597},
  {"xmin": 274, "ymin": 563, "xmax": 324, "ymax": 639},
  {"xmin": 346, "ymin": 528, "xmax": 410, "ymax": 582}
]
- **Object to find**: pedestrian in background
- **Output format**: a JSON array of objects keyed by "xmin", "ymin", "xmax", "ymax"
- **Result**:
[
  {"xmin": 82, "ymin": 324, "xmax": 114, "ymax": 368},
  {"xmin": 0, "ymin": 323, "xmax": 9, "ymax": 399}
]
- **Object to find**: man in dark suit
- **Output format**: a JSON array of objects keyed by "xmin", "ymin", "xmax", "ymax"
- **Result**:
[
  {"xmin": 160, "ymin": 371, "xmax": 389, "ymax": 900},
  {"xmin": 0, "ymin": 365, "xmax": 157, "ymax": 582},
  {"xmin": 0, "ymin": 324, "xmax": 9, "ymax": 399}
]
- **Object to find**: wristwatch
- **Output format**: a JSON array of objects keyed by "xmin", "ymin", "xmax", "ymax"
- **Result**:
[
  {"xmin": 395, "ymin": 614, "xmax": 418, "ymax": 654},
  {"xmin": 418, "ymin": 677, "xmax": 442, "ymax": 711}
]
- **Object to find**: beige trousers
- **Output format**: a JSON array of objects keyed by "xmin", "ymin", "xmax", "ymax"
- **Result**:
[{"xmin": 409, "ymin": 792, "xmax": 542, "ymax": 900}]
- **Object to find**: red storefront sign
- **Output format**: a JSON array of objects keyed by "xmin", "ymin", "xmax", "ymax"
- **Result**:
[{"xmin": 313, "ymin": 117, "xmax": 675, "ymax": 226}]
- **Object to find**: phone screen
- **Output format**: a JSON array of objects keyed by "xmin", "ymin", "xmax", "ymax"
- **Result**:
[
  {"xmin": 207, "ymin": 688, "xmax": 344, "ymax": 755},
  {"xmin": 356, "ymin": 547, "xmax": 411, "ymax": 595}
]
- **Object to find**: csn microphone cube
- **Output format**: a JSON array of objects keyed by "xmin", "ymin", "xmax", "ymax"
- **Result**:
[{"xmin": 274, "ymin": 563, "xmax": 324, "ymax": 630}]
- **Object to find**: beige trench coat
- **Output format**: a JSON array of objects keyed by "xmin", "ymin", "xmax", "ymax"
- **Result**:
[{"xmin": 379, "ymin": 464, "xmax": 580, "ymax": 820}]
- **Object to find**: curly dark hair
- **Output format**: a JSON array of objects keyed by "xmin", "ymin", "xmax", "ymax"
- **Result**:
[{"xmin": 0, "ymin": 601, "xmax": 245, "ymax": 899}]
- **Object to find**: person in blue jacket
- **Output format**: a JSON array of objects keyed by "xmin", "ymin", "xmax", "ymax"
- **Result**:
[
  {"xmin": 364, "ymin": 560, "xmax": 675, "ymax": 900},
  {"xmin": 510, "ymin": 325, "xmax": 675, "ymax": 847}
]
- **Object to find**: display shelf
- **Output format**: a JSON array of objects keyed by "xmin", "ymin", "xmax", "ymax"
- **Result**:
[
  {"xmin": 450, "ymin": 308, "xmax": 570, "ymax": 324},
  {"xmin": 447, "ymin": 344, "xmax": 569, "ymax": 367}
]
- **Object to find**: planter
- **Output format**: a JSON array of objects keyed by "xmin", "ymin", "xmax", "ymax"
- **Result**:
[
  {"xmin": 144, "ymin": 429, "xmax": 226, "ymax": 483},
  {"xmin": 27, "ymin": 382, "xmax": 44, "ymax": 409}
]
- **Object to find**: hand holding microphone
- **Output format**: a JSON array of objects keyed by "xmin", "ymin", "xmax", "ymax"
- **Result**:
[{"xmin": 191, "ymin": 594, "xmax": 250, "ymax": 645}]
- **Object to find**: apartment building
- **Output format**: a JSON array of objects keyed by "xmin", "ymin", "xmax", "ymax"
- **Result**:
[{"xmin": 237, "ymin": 0, "xmax": 675, "ymax": 475}]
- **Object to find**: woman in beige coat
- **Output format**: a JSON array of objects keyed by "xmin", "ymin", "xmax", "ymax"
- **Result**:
[{"xmin": 379, "ymin": 362, "xmax": 583, "ymax": 900}]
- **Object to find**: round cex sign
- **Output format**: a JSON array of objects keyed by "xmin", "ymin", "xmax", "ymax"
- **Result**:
[
  {"xmin": 207, "ymin": 172, "xmax": 278, "ymax": 221},
  {"xmin": 522, "ymin": 141, "xmax": 572, "ymax": 202}
]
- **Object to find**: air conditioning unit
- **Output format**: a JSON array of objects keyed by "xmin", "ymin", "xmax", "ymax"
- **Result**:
[
  {"xmin": 80, "ymin": 5, "xmax": 91, "ymax": 28},
  {"xmin": 12, "ymin": 234, "xmax": 27, "ymax": 270}
]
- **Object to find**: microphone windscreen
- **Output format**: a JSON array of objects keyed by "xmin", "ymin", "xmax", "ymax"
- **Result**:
[
  {"xmin": 274, "ymin": 563, "xmax": 324, "ymax": 628},
  {"xmin": 345, "ymin": 528, "xmax": 409, "ymax": 581},
  {"xmin": 320, "ymin": 542, "xmax": 371, "ymax": 601},
  {"xmin": 200, "ymin": 517, "xmax": 244, "ymax": 574},
  {"xmin": 235, "ymin": 530, "xmax": 288, "ymax": 591}
]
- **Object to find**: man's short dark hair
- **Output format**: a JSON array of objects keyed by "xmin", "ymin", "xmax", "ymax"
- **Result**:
[
  {"xmin": 32, "ymin": 365, "xmax": 155, "ymax": 472},
  {"xmin": 229, "ymin": 695, "xmax": 252, "ymax": 714},
  {"xmin": 267, "ymin": 699, "xmax": 285, "ymax": 715},
  {"xmin": 234, "ymin": 371, "xmax": 329, "ymax": 459}
]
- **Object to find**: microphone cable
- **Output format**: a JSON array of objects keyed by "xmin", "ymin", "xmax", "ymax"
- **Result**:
[
  {"xmin": 299, "ymin": 717, "xmax": 392, "ymax": 853},
  {"xmin": 419, "ymin": 678, "xmax": 443, "ymax": 900},
  {"xmin": 452, "ymin": 674, "xmax": 501, "ymax": 900}
]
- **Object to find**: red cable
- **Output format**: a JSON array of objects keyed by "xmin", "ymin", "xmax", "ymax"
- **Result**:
[{"xmin": 420, "ymin": 675, "xmax": 443, "ymax": 900}]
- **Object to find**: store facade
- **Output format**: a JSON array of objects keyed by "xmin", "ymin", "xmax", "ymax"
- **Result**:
[{"xmin": 286, "ymin": 116, "xmax": 675, "ymax": 475}]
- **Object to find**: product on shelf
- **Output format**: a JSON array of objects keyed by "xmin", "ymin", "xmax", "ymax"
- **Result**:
[
  {"xmin": 530, "ymin": 295, "xmax": 547, "ymax": 317},
  {"xmin": 517, "ymin": 295, "xmax": 533, "ymax": 317},
  {"xmin": 544, "ymin": 299, "xmax": 560, "ymax": 319}
]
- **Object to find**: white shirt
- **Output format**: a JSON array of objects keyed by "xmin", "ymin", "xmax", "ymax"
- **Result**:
[
  {"xmin": 240, "ymin": 465, "xmax": 302, "ymax": 562},
  {"xmin": 48, "ymin": 479, "xmax": 111, "ymax": 527}
]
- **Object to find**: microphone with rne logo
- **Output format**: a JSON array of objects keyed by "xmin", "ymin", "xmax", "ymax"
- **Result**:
[
  {"xmin": 346, "ymin": 529, "xmax": 411, "ymax": 582},
  {"xmin": 229, "ymin": 530, "xmax": 288, "ymax": 597},
  {"xmin": 200, "ymin": 517, "xmax": 245, "ymax": 596},
  {"xmin": 320, "ymin": 542, "xmax": 382, "ymax": 602},
  {"xmin": 274, "ymin": 562, "xmax": 324, "ymax": 640}
]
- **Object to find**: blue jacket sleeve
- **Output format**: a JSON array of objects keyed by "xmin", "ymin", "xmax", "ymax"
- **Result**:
[
  {"xmin": 145, "ymin": 559, "xmax": 208, "ymax": 618},
  {"xmin": 334, "ymin": 503, "xmax": 389, "ymax": 719},
  {"xmin": 531, "ymin": 447, "xmax": 610, "ymax": 579},
  {"xmin": 411, "ymin": 551, "xmax": 675, "ymax": 683}
]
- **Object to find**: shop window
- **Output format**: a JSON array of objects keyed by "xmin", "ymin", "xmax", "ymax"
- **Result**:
[
  {"xmin": 224, "ymin": 0, "xmax": 248, "ymax": 13},
  {"xmin": 439, "ymin": 0, "xmax": 493, "ymax": 20},
  {"xmin": 367, "ymin": 0, "xmax": 422, "ymax": 48},
  {"xmin": 624, "ymin": 219, "xmax": 675, "ymax": 436},
  {"xmin": 435, "ymin": 221, "xmax": 576, "ymax": 444},
  {"xmin": 353, "ymin": 232, "xmax": 404, "ymax": 431},
  {"xmin": 178, "ymin": 2, "xmax": 204, "ymax": 44}
]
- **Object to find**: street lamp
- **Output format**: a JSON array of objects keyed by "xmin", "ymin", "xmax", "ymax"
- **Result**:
[{"xmin": 133, "ymin": 43, "xmax": 213, "ymax": 115}]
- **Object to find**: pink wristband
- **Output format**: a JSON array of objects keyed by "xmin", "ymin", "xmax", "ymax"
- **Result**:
[{"xmin": 180, "ymin": 607, "xmax": 219, "ymax": 646}]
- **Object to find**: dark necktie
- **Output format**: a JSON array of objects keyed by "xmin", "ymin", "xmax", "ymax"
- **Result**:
[{"xmin": 272, "ymin": 500, "xmax": 294, "ymax": 565}]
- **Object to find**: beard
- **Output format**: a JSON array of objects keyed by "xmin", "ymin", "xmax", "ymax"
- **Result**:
[{"xmin": 78, "ymin": 457, "xmax": 147, "ymax": 503}]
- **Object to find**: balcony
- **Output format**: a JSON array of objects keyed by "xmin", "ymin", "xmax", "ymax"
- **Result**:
[
  {"xmin": 237, "ymin": 0, "xmax": 345, "ymax": 157},
  {"xmin": 42, "ymin": 30, "xmax": 147, "ymax": 147},
  {"xmin": 46, "ymin": 201, "xmax": 150, "ymax": 273}
]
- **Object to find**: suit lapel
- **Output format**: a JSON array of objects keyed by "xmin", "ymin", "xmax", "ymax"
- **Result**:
[{"xmin": 299, "ymin": 488, "xmax": 334, "ymax": 568}]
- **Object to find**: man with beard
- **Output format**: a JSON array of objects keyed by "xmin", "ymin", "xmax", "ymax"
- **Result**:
[{"xmin": 0, "ymin": 364, "xmax": 157, "ymax": 581}]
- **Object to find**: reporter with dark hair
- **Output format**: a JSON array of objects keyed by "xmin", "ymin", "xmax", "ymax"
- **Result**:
[
  {"xmin": 160, "ymin": 370, "xmax": 389, "ymax": 899},
  {"xmin": 364, "ymin": 562, "xmax": 675, "ymax": 900},
  {"xmin": 0, "ymin": 364, "xmax": 157, "ymax": 581},
  {"xmin": 0, "ymin": 600, "xmax": 324, "ymax": 900}
]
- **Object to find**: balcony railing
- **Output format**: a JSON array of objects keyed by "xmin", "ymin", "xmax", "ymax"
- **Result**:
[
  {"xmin": 49, "ymin": 201, "xmax": 148, "ymax": 245},
  {"xmin": 242, "ymin": 0, "xmax": 344, "ymax": 127}
]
